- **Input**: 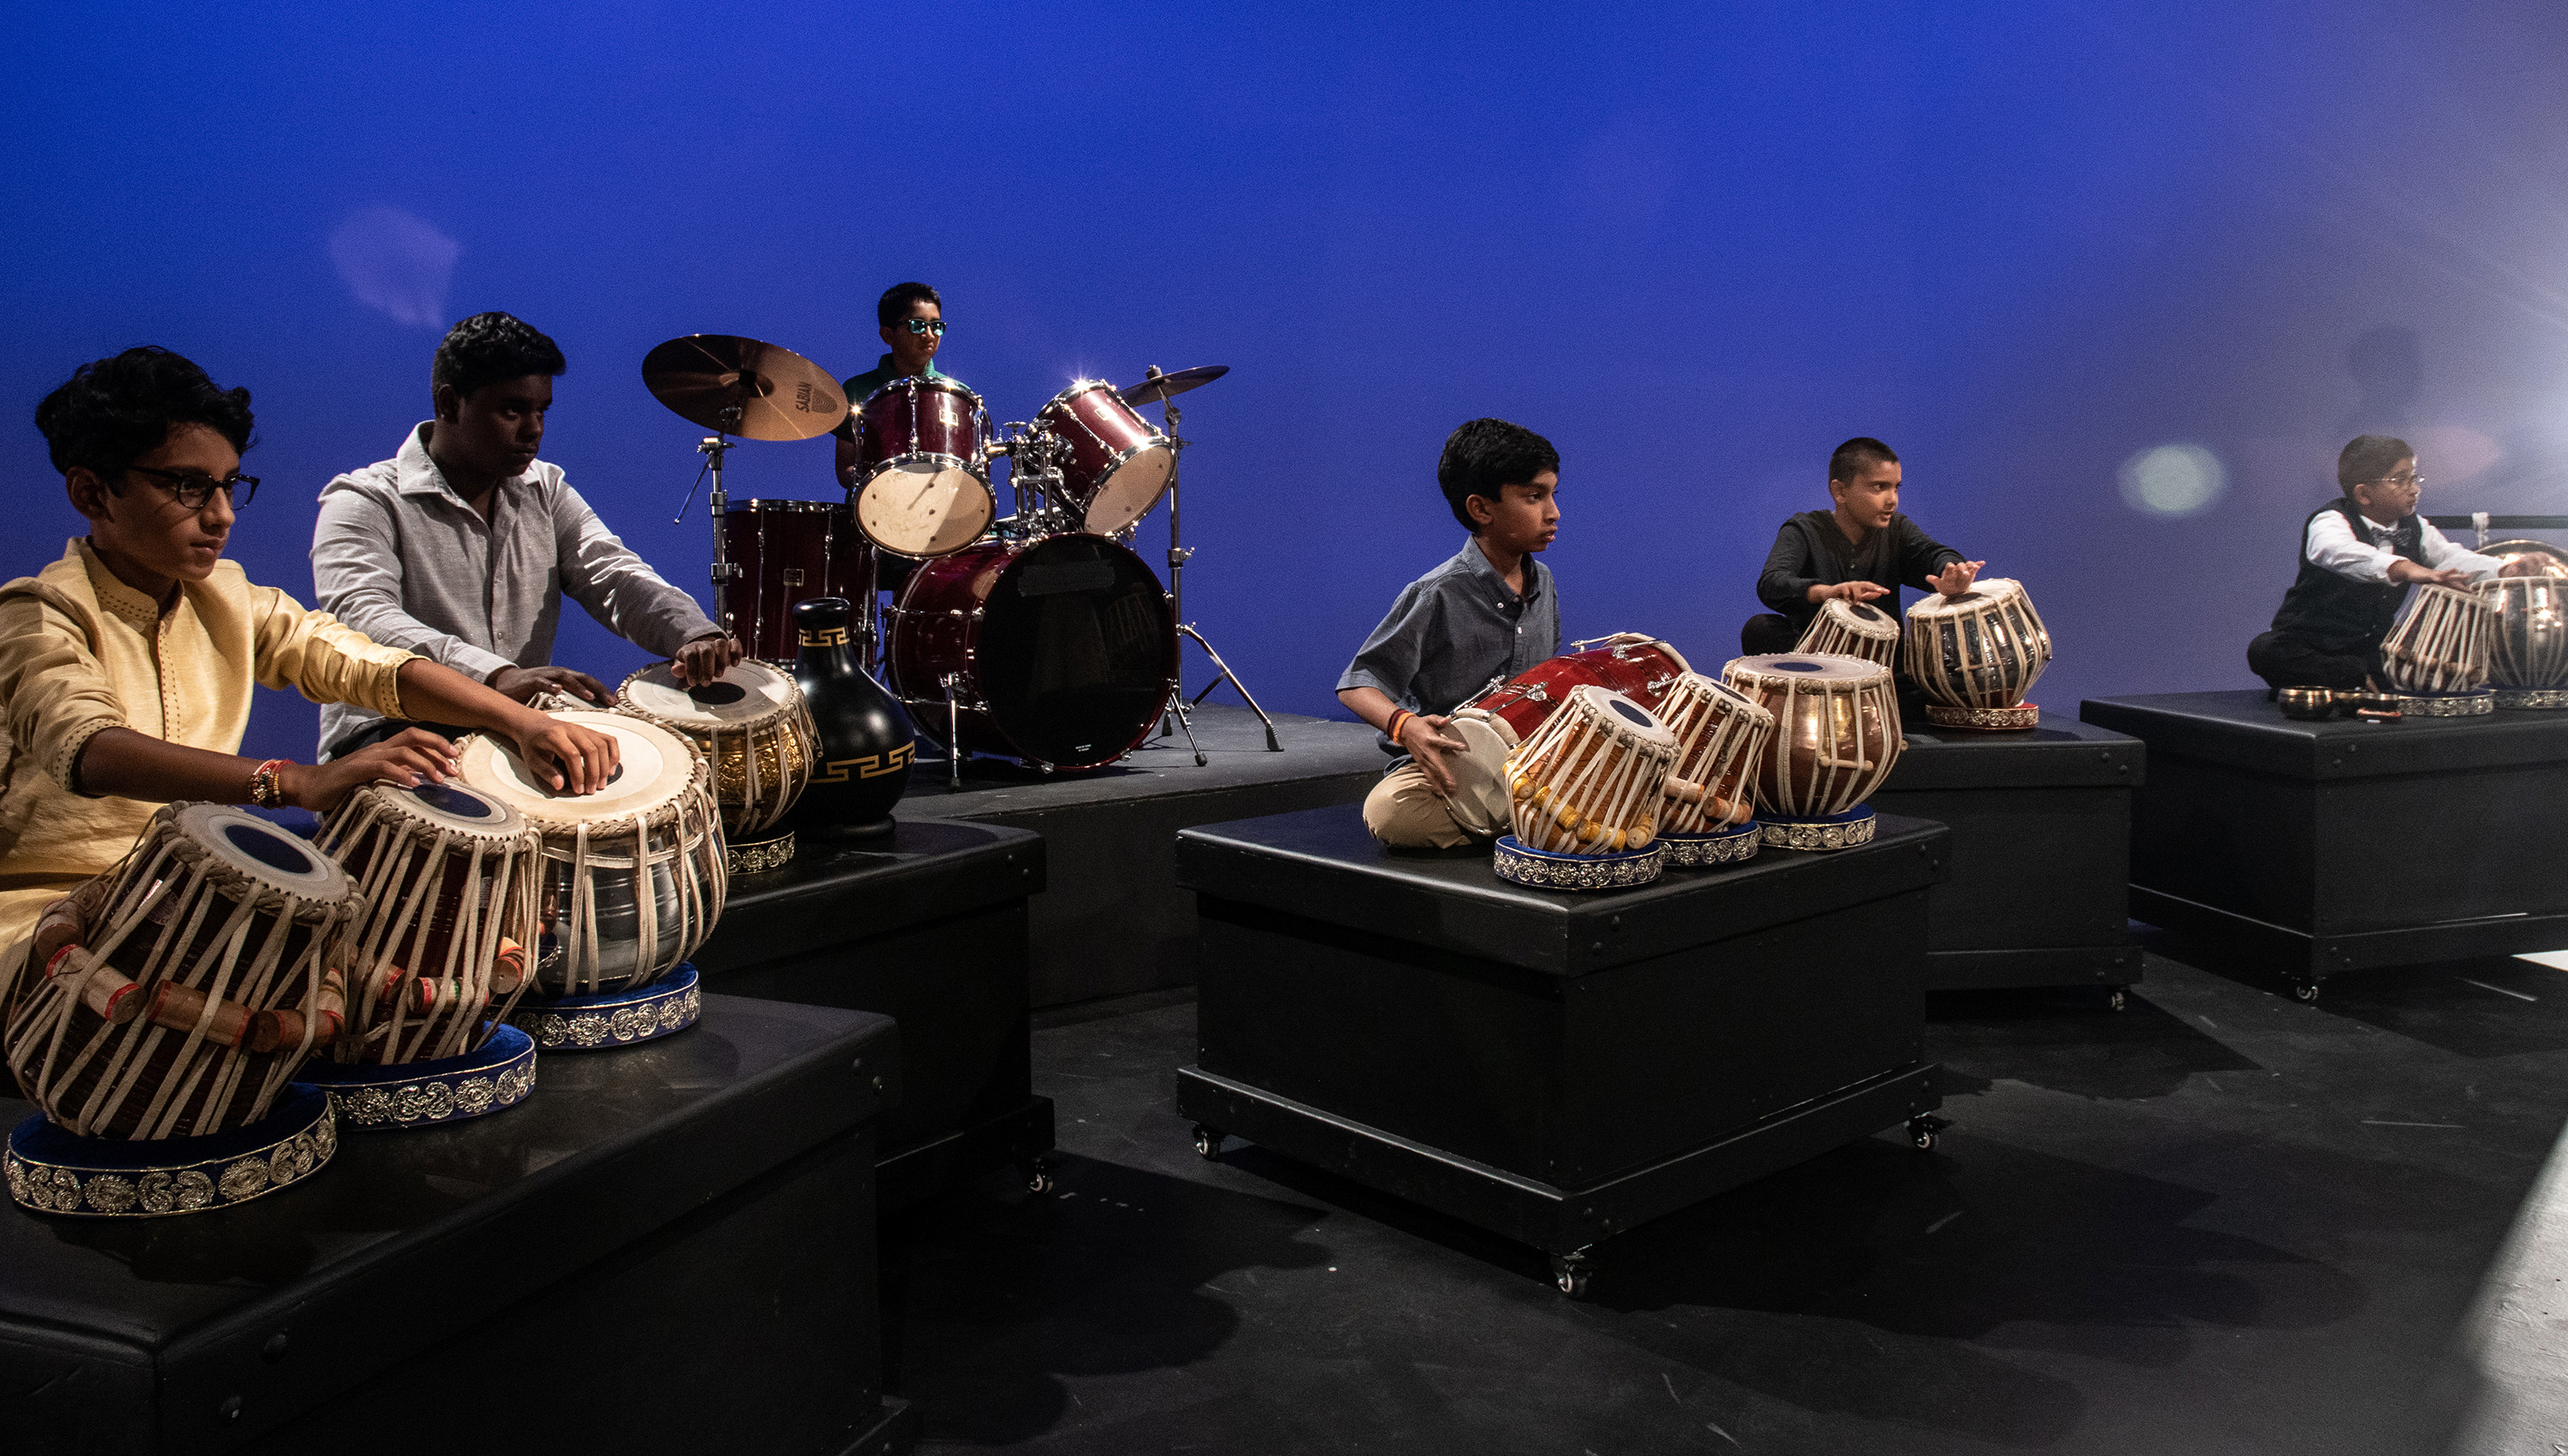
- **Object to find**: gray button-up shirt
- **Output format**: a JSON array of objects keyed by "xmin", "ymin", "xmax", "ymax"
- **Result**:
[
  {"xmin": 311, "ymin": 423, "xmax": 717, "ymax": 757},
  {"xmin": 1337, "ymin": 538, "xmax": 1560, "ymax": 751}
]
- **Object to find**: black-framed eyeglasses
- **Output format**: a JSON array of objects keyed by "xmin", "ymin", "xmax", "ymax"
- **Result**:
[
  {"xmin": 898, "ymin": 318, "xmax": 947, "ymax": 336},
  {"xmin": 122, "ymin": 464, "xmax": 259, "ymax": 509}
]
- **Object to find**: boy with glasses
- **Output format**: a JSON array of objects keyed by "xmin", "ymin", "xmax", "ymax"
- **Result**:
[
  {"xmin": 831, "ymin": 281, "xmax": 965, "ymax": 493},
  {"xmin": 2248, "ymin": 433, "xmax": 2528, "ymax": 692}
]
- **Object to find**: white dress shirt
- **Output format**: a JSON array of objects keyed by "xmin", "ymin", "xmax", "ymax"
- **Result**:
[{"xmin": 2303, "ymin": 510, "xmax": 2500, "ymax": 585}]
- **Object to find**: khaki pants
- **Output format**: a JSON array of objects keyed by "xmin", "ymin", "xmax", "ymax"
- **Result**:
[{"xmin": 1361, "ymin": 762, "xmax": 1509, "ymax": 849}]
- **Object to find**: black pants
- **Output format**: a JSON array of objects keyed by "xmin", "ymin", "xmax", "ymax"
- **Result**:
[
  {"xmin": 1740, "ymin": 613, "xmax": 1803, "ymax": 657},
  {"xmin": 2246, "ymin": 629, "xmax": 2379, "ymax": 692}
]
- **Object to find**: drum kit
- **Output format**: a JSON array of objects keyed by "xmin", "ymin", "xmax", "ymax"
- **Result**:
[{"xmin": 639, "ymin": 335, "xmax": 1279, "ymax": 780}]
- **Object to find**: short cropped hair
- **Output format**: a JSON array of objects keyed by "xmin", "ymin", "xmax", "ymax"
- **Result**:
[
  {"xmin": 34, "ymin": 347, "xmax": 254, "ymax": 478},
  {"xmin": 433, "ymin": 312, "xmax": 566, "ymax": 401},
  {"xmin": 2339, "ymin": 435, "xmax": 2414, "ymax": 490},
  {"xmin": 1437, "ymin": 419, "xmax": 1559, "ymax": 531},
  {"xmin": 1828, "ymin": 437, "xmax": 1899, "ymax": 484},
  {"xmin": 878, "ymin": 282, "xmax": 942, "ymax": 329}
]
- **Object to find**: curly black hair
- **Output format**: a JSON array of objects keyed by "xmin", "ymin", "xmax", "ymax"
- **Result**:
[
  {"xmin": 877, "ymin": 282, "xmax": 942, "ymax": 329},
  {"xmin": 433, "ymin": 312, "xmax": 567, "ymax": 401},
  {"xmin": 1436, "ymin": 419, "xmax": 1558, "ymax": 531},
  {"xmin": 34, "ymin": 347, "xmax": 254, "ymax": 478}
]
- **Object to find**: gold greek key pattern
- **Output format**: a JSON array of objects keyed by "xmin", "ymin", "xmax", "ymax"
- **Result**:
[
  {"xmin": 810, "ymin": 741, "xmax": 912, "ymax": 784},
  {"xmin": 799, "ymin": 627, "xmax": 851, "ymax": 647}
]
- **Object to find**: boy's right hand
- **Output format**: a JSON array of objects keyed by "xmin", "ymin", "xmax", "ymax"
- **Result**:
[
  {"xmin": 1399, "ymin": 713, "xmax": 1471, "ymax": 796},
  {"xmin": 1808, "ymin": 580, "xmax": 1890, "ymax": 604},
  {"xmin": 2387, "ymin": 559, "xmax": 2470, "ymax": 590}
]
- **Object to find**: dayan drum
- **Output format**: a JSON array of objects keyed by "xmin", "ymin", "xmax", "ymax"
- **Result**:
[
  {"xmin": 1493, "ymin": 686, "xmax": 1679, "ymax": 891},
  {"xmin": 456, "ymin": 710, "xmax": 725, "ymax": 1000},
  {"xmin": 2380, "ymin": 580, "xmax": 2494, "ymax": 714},
  {"xmin": 2484, "ymin": 574, "xmax": 2568, "ymax": 710},
  {"xmin": 1903, "ymin": 578, "xmax": 2054, "ymax": 730},
  {"xmin": 4, "ymin": 805, "xmax": 354, "ymax": 1153},
  {"xmin": 616, "ymin": 659, "xmax": 817, "ymax": 871},
  {"xmin": 1796, "ymin": 597, "xmax": 1900, "ymax": 669},
  {"xmin": 721, "ymin": 499, "xmax": 869, "ymax": 662},
  {"xmin": 886, "ymin": 532, "xmax": 1180, "ymax": 770},
  {"xmin": 1446, "ymin": 635, "xmax": 1694, "ymax": 828},
  {"xmin": 1652, "ymin": 672, "xmax": 1776, "ymax": 867},
  {"xmin": 1035, "ymin": 381, "xmax": 1176, "ymax": 535},
  {"xmin": 1725, "ymin": 653, "xmax": 1904, "ymax": 851},
  {"xmin": 853, "ymin": 376, "xmax": 996, "ymax": 558}
]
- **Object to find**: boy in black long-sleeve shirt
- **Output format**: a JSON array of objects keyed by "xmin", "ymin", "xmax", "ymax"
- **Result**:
[{"xmin": 1741, "ymin": 437, "xmax": 1983, "ymax": 656}]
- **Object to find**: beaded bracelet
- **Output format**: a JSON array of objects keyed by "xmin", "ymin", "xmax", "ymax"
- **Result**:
[{"xmin": 247, "ymin": 758, "xmax": 290, "ymax": 810}]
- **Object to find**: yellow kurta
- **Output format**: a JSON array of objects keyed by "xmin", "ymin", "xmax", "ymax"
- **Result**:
[{"xmin": 0, "ymin": 539, "xmax": 416, "ymax": 952}]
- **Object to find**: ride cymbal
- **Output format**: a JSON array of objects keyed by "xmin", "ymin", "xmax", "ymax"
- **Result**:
[
  {"xmin": 642, "ymin": 335, "xmax": 848, "ymax": 441},
  {"xmin": 1118, "ymin": 365, "xmax": 1229, "ymax": 406}
]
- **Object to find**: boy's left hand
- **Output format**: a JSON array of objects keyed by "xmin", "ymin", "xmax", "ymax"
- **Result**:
[
  {"xmin": 672, "ymin": 634, "xmax": 746, "ymax": 688},
  {"xmin": 1926, "ymin": 560, "xmax": 1985, "ymax": 597}
]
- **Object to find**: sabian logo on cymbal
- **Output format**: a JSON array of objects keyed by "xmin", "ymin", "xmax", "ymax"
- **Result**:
[
  {"xmin": 795, "ymin": 381, "xmax": 814, "ymax": 413},
  {"xmin": 799, "ymin": 627, "xmax": 850, "ymax": 647}
]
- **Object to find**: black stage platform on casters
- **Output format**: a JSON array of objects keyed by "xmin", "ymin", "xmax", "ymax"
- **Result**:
[
  {"xmin": 1873, "ymin": 716, "xmax": 2145, "ymax": 1000},
  {"xmin": 0, "ymin": 996, "xmax": 911, "ymax": 1456},
  {"xmin": 1170, "ymin": 805, "xmax": 1949, "ymax": 1297},
  {"xmin": 909, "ymin": 704, "xmax": 1383, "ymax": 1007},
  {"xmin": 2084, "ymin": 689, "xmax": 2568, "ymax": 998},
  {"xmin": 698, "ymin": 819, "xmax": 1055, "ymax": 1208}
]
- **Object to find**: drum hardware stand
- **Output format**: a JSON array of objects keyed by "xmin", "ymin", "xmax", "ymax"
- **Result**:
[
  {"xmin": 1138, "ymin": 365, "xmax": 1282, "ymax": 762},
  {"xmin": 676, "ymin": 427, "xmax": 745, "ymax": 638}
]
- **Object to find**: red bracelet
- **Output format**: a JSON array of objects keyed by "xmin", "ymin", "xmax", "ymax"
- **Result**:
[{"xmin": 248, "ymin": 759, "xmax": 291, "ymax": 810}]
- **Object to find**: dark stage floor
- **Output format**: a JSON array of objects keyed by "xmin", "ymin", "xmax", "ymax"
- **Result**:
[{"xmin": 881, "ymin": 944, "xmax": 2568, "ymax": 1454}]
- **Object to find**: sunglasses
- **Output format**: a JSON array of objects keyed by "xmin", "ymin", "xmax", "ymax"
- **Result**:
[
  {"xmin": 122, "ymin": 464, "xmax": 259, "ymax": 509},
  {"xmin": 898, "ymin": 318, "xmax": 947, "ymax": 336}
]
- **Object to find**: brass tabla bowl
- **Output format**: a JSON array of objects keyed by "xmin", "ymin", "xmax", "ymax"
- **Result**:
[{"xmin": 2276, "ymin": 686, "xmax": 2339, "ymax": 721}]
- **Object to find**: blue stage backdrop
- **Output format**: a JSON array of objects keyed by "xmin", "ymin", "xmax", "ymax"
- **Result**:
[{"xmin": 6, "ymin": 3, "xmax": 2565, "ymax": 764}]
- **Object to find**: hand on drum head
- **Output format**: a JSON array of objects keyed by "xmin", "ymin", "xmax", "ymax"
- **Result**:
[
  {"xmin": 300, "ymin": 728, "xmax": 461, "ymax": 812},
  {"xmin": 1400, "ymin": 713, "xmax": 1471, "ymax": 797},
  {"xmin": 490, "ymin": 663, "xmax": 610, "ymax": 706},
  {"xmin": 1925, "ymin": 560, "xmax": 1985, "ymax": 597},
  {"xmin": 670, "ymin": 633, "xmax": 746, "ymax": 688},
  {"xmin": 2499, "ymin": 556, "xmax": 2552, "ymax": 579},
  {"xmin": 1813, "ymin": 580, "xmax": 1890, "ymax": 604},
  {"xmin": 517, "ymin": 719, "xmax": 623, "ymax": 796},
  {"xmin": 2387, "ymin": 558, "xmax": 2470, "ymax": 590}
]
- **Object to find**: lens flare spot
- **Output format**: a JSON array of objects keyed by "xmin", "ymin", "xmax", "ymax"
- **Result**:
[{"xmin": 2119, "ymin": 443, "xmax": 2226, "ymax": 517}]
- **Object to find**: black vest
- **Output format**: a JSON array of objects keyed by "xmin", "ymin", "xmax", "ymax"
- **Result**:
[{"xmin": 2269, "ymin": 498, "xmax": 2428, "ymax": 643}]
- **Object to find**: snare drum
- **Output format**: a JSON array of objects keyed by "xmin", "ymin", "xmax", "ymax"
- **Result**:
[
  {"xmin": 1724, "ymin": 653, "xmax": 1903, "ymax": 849},
  {"xmin": 1796, "ymin": 597, "xmax": 1900, "ymax": 669},
  {"xmin": 616, "ymin": 660, "xmax": 817, "ymax": 869},
  {"xmin": 1035, "ymin": 381, "xmax": 1175, "ymax": 535},
  {"xmin": 2381, "ymin": 581, "xmax": 2494, "ymax": 704},
  {"xmin": 886, "ymin": 532, "xmax": 1179, "ymax": 770},
  {"xmin": 1494, "ymin": 687, "xmax": 1678, "ymax": 890},
  {"xmin": 720, "ymin": 499, "xmax": 869, "ymax": 662},
  {"xmin": 1902, "ymin": 578, "xmax": 2053, "ymax": 730},
  {"xmin": 5, "ymin": 805, "xmax": 357, "ymax": 1141},
  {"xmin": 1653, "ymin": 672, "xmax": 1774, "ymax": 844},
  {"xmin": 2485, "ymin": 575, "xmax": 2568, "ymax": 709},
  {"xmin": 853, "ymin": 376, "xmax": 996, "ymax": 557},
  {"xmin": 456, "ymin": 710, "xmax": 725, "ymax": 997}
]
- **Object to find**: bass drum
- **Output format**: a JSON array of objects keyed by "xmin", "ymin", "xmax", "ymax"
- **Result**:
[{"xmin": 887, "ymin": 533, "xmax": 1178, "ymax": 770}]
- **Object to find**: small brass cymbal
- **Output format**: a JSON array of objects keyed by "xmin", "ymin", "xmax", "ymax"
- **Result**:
[
  {"xmin": 642, "ymin": 335, "xmax": 847, "ymax": 441},
  {"xmin": 1118, "ymin": 365, "xmax": 1229, "ymax": 406}
]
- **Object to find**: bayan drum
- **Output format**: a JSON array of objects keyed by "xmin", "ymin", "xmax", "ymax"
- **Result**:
[
  {"xmin": 1447, "ymin": 635, "xmax": 1691, "ymax": 827},
  {"xmin": 617, "ymin": 659, "xmax": 817, "ymax": 871},
  {"xmin": 5, "ymin": 805, "xmax": 354, "ymax": 1147},
  {"xmin": 1494, "ymin": 686, "xmax": 1678, "ymax": 890},
  {"xmin": 1652, "ymin": 672, "xmax": 1775, "ymax": 867},
  {"xmin": 886, "ymin": 532, "xmax": 1180, "ymax": 770},
  {"xmin": 1725, "ymin": 653, "xmax": 1903, "ymax": 850},
  {"xmin": 1903, "ymin": 578, "xmax": 2054, "ymax": 730},
  {"xmin": 2381, "ymin": 581, "xmax": 2494, "ymax": 714},
  {"xmin": 852, "ymin": 376, "xmax": 996, "ymax": 558},
  {"xmin": 2484, "ymin": 575, "xmax": 2568, "ymax": 710},
  {"xmin": 1796, "ymin": 597, "xmax": 1900, "ymax": 669},
  {"xmin": 1035, "ymin": 381, "xmax": 1176, "ymax": 535},
  {"xmin": 456, "ymin": 710, "xmax": 725, "ymax": 1006},
  {"xmin": 306, "ymin": 781, "xmax": 544, "ymax": 1129},
  {"xmin": 720, "ymin": 499, "xmax": 869, "ymax": 662}
]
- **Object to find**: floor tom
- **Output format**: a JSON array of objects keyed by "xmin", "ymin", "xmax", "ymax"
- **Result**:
[{"xmin": 720, "ymin": 499, "xmax": 868, "ymax": 662}]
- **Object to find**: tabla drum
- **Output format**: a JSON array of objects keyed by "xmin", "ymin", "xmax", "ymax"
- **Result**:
[
  {"xmin": 455, "ymin": 710, "xmax": 725, "ymax": 1003},
  {"xmin": 1795, "ymin": 597, "xmax": 1899, "ymax": 669},
  {"xmin": 1652, "ymin": 672, "xmax": 1775, "ymax": 867},
  {"xmin": 885, "ymin": 532, "xmax": 1180, "ymax": 770},
  {"xmin": 853, "ymin": 377, "xmax": 996, "ymax": 558},
  {"xmin": 721, "ymin": 499, "xmax": 869, "ymax": 662},
  {"xmin": 1035, "ymin": 381, "xmax": 1175, "ymax": 535},
  {"xmin": 1724, "ymin": 653, "xmax": 1903, "ymax": 850},
  {"xmin": 1448, "ymin": 635, "xmax": 1693, "ymax": 820},
  {"xmin": 1903, "ymin": 578, "xmax": 2054, "ymax": 730},
  {"xmin": 2381, "ymin": 581, "xmax": 2494, "ymax": 714},
  {"xmin": 4, "ymin": 805, "xmax": 354, "ymax": 1145},
  {"xmin": 1493, "ymin": 686, "xmax": 1676, "ymax": 891},
  {"xmin": 2481, "ymin": 539, "xmax": 2568, "ymax": 579},
  {"xmin": 616, "ymin": 659, "xmax": 817, "ymax": 871},
  {"xmin": 2484, "ymin": 575, "xmax": 2568, "ymax": 710}
]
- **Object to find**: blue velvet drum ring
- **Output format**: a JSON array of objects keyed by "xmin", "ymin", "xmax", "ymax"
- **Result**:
[
  {"xmin": 1659, "ymin": 818, "xmax": 1763, "ymax": 869},
  {"xmin": 1491, "ymin": 835, "xmax": 1664, "ymax": 891},
  {"xmin": 5, "ymin": 1084, "xmax": 337, "ymax": 1218},
  {"xmin": 2396, "ymin": 688, "xmax": 2494, "ymax": 717},
  {"xmin": 1757, "ymin": 804, "xmax": 1878, "ymax": 852},
  {"xmin": 300, "ymin": 1023, "xmax": 537, "ymax": 1132},
  {"xmin": 508, "ymin": 964, "xmax": 702, "ymax": 1052}
]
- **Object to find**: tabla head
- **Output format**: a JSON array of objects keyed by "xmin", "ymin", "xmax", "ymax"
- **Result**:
[
  {"xmin": 1443, "ymin": 708, "xmax": 1519, "ymax": 837},
  {"xmin": 330, "ymin": 778, "xmax": 525, "ymax": 841},
  {"xmin": 455, "ymin": 710, "xmax": 699, "ymax": 829},
  {"xmin": 1561, "ymin": 685, "xmax": 1680, "ymax": 751},
  {"xmin": 619, "ymin": 659, "xmax": 800, "ymax": 731},
  {"xmin": 1905, "ymin": 576, "xmax": 2031, "ymax": 620},
  {"xmin": 1819, "ymin": 597, "xmax": 1900, "ymax": 637},
  {"xmin": 171, "ymin": 804, "xmax": 354, "ymax": 903},
  {"xmin": 1724, "ymin": 652, "xmax": 1893, "ymax": 689},
  {"xmin": 1661, "ymin": 671, "xmax": 1776, "ymax": 727},
  {"xmin": 2484, "ymin": 540, "xmax": 2568, "ymax": 579}
]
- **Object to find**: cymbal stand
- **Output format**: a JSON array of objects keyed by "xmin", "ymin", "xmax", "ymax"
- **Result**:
[
  {"xmin": 1143, "ymin": 365, "xmax": 1282, "ymax": 763},
  {"xmin": 698, "ymin": 431, "xmax": 740, "ymax": 638}
]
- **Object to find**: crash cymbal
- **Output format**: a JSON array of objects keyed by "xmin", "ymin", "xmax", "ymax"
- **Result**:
[
  {"xmin": 642, "ymin": 335, "xmax": 847, "ymax": 441},
  {"xmin": 1118, "ymin": 365, "xmax": 1229, "ymax": 406}
]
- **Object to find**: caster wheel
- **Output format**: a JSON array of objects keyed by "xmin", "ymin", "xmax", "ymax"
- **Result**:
[
  {"xmin": 1908, "ymin": 1114, "xmax": 1949, "ymax": 1153},
  {"xmin": 1192, "ymin": 1125, "xmax": 1225, "ymax": 1159},
  {"xmin": 1550, "ymin": 1252, "xmax": 1592, "ymax": 1299},
  {"xmin": 2292, "ymin": 981, "xmax": 2321, "ymax": 1004},
  {"xmin": 2107, "ymin": 989, "xmax": 2127, "ymax": 1013},
  {"xmin": 1912, "ymin": 1128, "xmax": 1939, "ymax": 1152},
  {"xmin": 1021, "ymin": 1159, "xmax": 1058, "ymax": 1196}
]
